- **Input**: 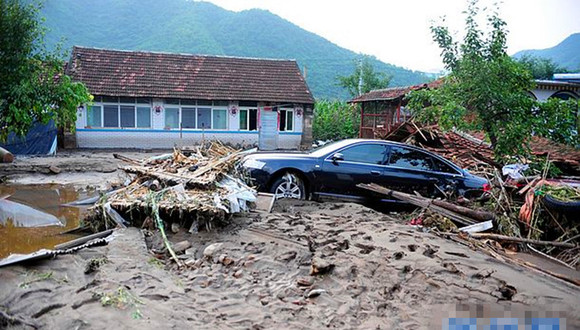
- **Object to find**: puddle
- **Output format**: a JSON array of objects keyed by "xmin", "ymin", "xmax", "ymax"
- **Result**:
[{"xmin": 0, "ymin": 184, "xmax": 92, "ymax": 259}]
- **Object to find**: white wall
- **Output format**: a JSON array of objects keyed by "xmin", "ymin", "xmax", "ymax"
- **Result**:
[{"xmin": 76, "ymin": 98, "xmax": 305, "ymax": 149}]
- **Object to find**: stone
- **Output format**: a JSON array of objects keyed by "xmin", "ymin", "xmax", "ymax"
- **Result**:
[
  {"xmin": 171, "ymin": 222, "xmax": 180, "ymax": 234},
  {"xmin": 185, "ymin": 258, "xmax": 197, "ymax": 267},
  {"xmin": 48, "ymin": 165, "xmax": 61, "ymax": 174},
  {"xmin": 185, "ymin": 248, "xmax": 196, "ymax": 256},
  {"xmin": 297, "ymin": 277, "xmax": 314, "ymax": 287},
  {"xmin": 305, "ymin": 289, "xmax": 326, "ymax": 298},
  {"xmin": 310, "ymin": 256, "xmax": 335, "ymax": 275},
  {"xmin": 172, "ymin": 240, "xmax": 192, "ymax": 254},
  {"xmin": 233, "ymin": 269, "xmax": 243, "ymax": 278},
  {"xmin": 203, "ymin": 243, "xmax": 224, "ymax": 259}
]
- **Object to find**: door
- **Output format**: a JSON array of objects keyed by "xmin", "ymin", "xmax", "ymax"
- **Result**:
[
  {"xmin": 318, "ymin": 143, "xmax": 389, "ymax": 198},
  {"xmin": 258, "ymin": 107, "xmax": 278, "ymax": 150}
]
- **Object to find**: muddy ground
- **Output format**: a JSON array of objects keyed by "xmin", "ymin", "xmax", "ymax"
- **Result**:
[
  {"xmin": 1, "ymin": 200, "xmax": 579, "ymax": 329},
  {"xmin": 0, "ymin": 150, "xmax": 167, "ymax": 189}
]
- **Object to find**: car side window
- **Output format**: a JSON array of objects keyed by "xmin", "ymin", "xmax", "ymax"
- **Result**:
[
  {"xmin": 388, "ymin": 146, "xmax": 436, "ymax": 171},
  {"xmin": 433, "ymin": 158, "xmax": 460, "ymax": 175},
  {"xmin": 340, "ymin": 144, "xmax": 388, "ymax": 165}
]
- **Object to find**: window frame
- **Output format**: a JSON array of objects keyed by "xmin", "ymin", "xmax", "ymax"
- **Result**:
[
  {"xmin": 87, "ymin": 97, "xmax": 152, "ymax": 129},
  {"xmin": 279, "ymin": 108, "xmax": 294, "ymax": 132},
  {"xmin": 238, "ymin": 107, "xmax": 258, "ymax": 131}
]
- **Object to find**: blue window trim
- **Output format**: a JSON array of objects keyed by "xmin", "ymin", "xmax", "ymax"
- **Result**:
[{"xmin": 76, "ymin": 128, "xmax": 302, "ymax": 136}]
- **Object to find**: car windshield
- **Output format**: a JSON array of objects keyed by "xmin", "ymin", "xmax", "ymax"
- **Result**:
[{"xmin": 308, "ymin": 140, "xmax": 353, "ymax": 158}]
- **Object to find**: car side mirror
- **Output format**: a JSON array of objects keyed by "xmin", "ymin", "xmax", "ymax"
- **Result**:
[{"xmin": 331, "ymin": 153, "xmax": 344, "ymax": 163}]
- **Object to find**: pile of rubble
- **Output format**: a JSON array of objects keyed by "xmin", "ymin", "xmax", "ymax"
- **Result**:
[{"xmin": 85, "ymin": 142, "xmax": 256, "ymax": 234}]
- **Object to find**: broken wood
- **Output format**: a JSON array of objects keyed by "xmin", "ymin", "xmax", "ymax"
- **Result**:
[
  {"xmin": 431, "ymin": 199, "xmax": 494, "ymax": 221},
  {"xmin": 469, "ymin": 233, "xmax": 576, "ymax": 248},
  {"xmin": 357, "ymin": 183, "xmax": 477, "ymax": 226}
]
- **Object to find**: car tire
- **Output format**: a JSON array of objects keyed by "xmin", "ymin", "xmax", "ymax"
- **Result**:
[
  {"xmin": 543, "ymin": 194, "xmax": 580, "ymax": 214},
  {"xmin": 270, "ymin": 173, "xmax": 306, "ymax": 200}
]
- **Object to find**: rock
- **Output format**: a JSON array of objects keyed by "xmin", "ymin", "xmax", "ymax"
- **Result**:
[
  {"xmin": 305, "ymin": 289, "xmax": 326, "ymax": 298},
  {"xmin": 185, "ymin": 258, "xmax": 197, "ymax": 267},
  {"xmin": 276, "ymin": 250, "xmax": 297, "ymax": 262},
  {"xmin": 218, "ymin": 254, "xmax": 235, "ymax": 266},
  {"xmin": 48, "ymin": 165, "xmax": 61, "ymax": 174},
  {"xmin": 297, "ymin": 277, "xmax": 314, "ymax": 287},
  {"xmin": 233, "ymin": 269, "xmax": 243, "ymax": 278},
  {"xmin": 310, "ymin": 256, "xmax": 335, "ymax": 275},
  {"xmin": 203, "ymin": 243, "xmax": 224, "ymax": 259},
  {"xmin": 171, "ymin": 222, "xmax": 180, "ymax": 234},
  {"xmin": 185, "ymin": 248, "xmax": 196, "ymax": 256},
  {"xmin": 172, "ymin": 240, "xmax": 192, "ymax": 254}
]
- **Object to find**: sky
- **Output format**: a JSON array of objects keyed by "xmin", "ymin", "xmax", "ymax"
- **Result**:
[{"xmin": 201, "ymin": 0, "xmax": 580, "ymax": 73}]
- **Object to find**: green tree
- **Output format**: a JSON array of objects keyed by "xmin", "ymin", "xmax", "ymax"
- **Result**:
[
  {"xmin": 312, "ymin": 100, "xmax": 359, "ymax": 141},
  {"xmin": 517, "ymin": 54, "xmax": 568, "ymax": 80},
  {"xmin": 337, "ymin": 56, "xmax": 392, "ymax": 98},
  {"xmin": 408, "ymin": 0, "xmax": 577, "ymax": 159},
  {"xmin": 0, "ymin": 0, "xmax": 91, "ymax": 141}
]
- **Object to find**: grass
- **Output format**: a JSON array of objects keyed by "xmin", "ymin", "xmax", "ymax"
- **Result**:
[
  {"xmin": 97, "ymin": 287, "xmax": 145, "ymax": 319},
  {"xmin": 18, "ymin": 271, "xmax": 68, "ymax": 289}
]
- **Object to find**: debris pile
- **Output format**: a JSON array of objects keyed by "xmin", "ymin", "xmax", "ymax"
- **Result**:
[{"xmin": 85, "ymin": 142, "xmax": 256, "ymax": 233}]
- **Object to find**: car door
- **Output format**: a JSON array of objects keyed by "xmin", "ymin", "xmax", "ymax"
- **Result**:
[
  {"xmin": 318, "ymin": 143, "xmax": 389, "ymax": 198},
  {"xmin": 383, "ymin": 146, "xmax": 443, "ymax": 196}
]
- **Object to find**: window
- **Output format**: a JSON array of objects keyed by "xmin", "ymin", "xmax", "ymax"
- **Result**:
[
  {"xmin": 197, "ymin": 108, "xmax": 211, "ymax": 129},
  {"xmin": 103, "ymin": 105, "xmax": 119, "ymax": 127},
  {"xmin": 388, "ymin": 146, "xmax": 436, "ymax": 171},
  {"xmin": 433, "ymin": 158, "xmax": 459, "ymax": 175},
  {"xmin": 213, "ymin": 109, "xmax": 227, "ymax": 129},
  {"xmin": 136, "ymin": 107, "xmax": 151, "ymax": 128},
  {"xmin": 165, "ymin": 108, "xmax": 179, "ymax": 128},
  {"xmin": 239, "ymin": 109, "xmax": 258, "ymax": 131},
  {"xmin": 279, "ymin": 109, "xmax": 293, "ymax": 131},
  {"xmin": 340, "ymin": 144, "xmax": 388, "ymax": 165},
  {"xmin": 120, "ymin": 105, "xmax": 135, "ymax": 128},
  {"xmin": 87, "ymin": 105, "xmax": 102, "ymax": 127},
  {"xmin": 181, "ymin": 107, "xmax": 196, "ymax": 128}
]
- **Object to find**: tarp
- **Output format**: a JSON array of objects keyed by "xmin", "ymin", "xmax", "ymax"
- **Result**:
[{"xmin": 0, "ymin": 120, "xmax": 57, "ymax": 155}]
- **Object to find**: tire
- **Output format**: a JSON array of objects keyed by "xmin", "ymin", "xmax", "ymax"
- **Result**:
[
  {"xmin": 269, "ymin": 173, "xmax": 306, "ymax": 200},
  {"xmin": 543, "ymin": 194, "xmax": 580, "ymax": 214}
]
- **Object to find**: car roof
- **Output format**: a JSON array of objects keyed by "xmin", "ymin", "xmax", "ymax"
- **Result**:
[{"xmin": 332, "ymin": 139, "xmax": 464, "ymax": 171}]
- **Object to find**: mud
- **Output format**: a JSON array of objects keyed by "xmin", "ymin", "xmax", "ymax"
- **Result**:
[{"xmin": 1, "ymin": 200, "xmax": 578, "ymax": 329}]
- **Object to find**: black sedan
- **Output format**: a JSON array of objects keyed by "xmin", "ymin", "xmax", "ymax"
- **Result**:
[{"xmin": 241, "ymin": 139, "xmax": 490, "ymax": 202}]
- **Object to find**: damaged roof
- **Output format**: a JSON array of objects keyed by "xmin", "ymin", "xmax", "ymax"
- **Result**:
[
  {"xmin": 66, "ymin": 46, "xmax": 315, "ymax": 104},
  {"xmin": 350, "ymin": 79, "xmax": 444, "ymax": 103},
  {"xmin": 387, "ymin": 121, "xmax": 580, "ymax": 174}
]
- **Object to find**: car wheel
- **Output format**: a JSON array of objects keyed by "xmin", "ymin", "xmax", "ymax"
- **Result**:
[{"xmin": 270, "ymin": 173, "xmax": 306, "ymax": 200}]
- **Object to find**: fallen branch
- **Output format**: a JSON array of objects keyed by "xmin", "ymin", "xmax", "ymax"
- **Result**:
[
  {"xmin": 469, "ymin": 233, "xmax": 576, "ymax": 248},
  {"xmin": 147, "ymin": 192, "xmax": 184, "ymax": 267}
]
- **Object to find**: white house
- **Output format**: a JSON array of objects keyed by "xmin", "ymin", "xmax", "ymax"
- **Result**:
[{"xmin": 67, "ymin": 47, "xmax": 315, "ymax": 150}]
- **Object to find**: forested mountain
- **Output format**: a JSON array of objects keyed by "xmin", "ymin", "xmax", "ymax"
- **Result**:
[
  {"xmin": 513, "ymin": 33, "xmax": 580, "ymax": 71},
  {"xmin": 39, "ymin": 0, "xmax": 429, "ymax": 99}
]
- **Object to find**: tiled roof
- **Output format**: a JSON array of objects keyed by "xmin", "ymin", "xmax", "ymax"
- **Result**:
[
  {"xmin": 350, "ymin": 79, "xmax": 444, "ymax": 103},
  {"xmin": 385, "ymin": 122, "xmax": 580, "ymax": 174},
  {"xmin": 67, "ymin": 47, "xmax": 314, "ymax": 104}
]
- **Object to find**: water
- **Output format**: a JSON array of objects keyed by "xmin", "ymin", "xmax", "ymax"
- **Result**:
[{"xmin": 0, "ymin": 184, "xmax": 90, "ymax": 259}]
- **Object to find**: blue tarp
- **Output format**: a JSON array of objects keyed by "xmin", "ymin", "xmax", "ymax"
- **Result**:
[{"xmin": 0, "ymin": 120, "xmax": 57, "ymax": 155}]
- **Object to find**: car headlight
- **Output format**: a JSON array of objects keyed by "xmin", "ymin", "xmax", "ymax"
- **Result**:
[{"xmin": 243, "ymin": 159, "xmax": 266, "ymax": 170}]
